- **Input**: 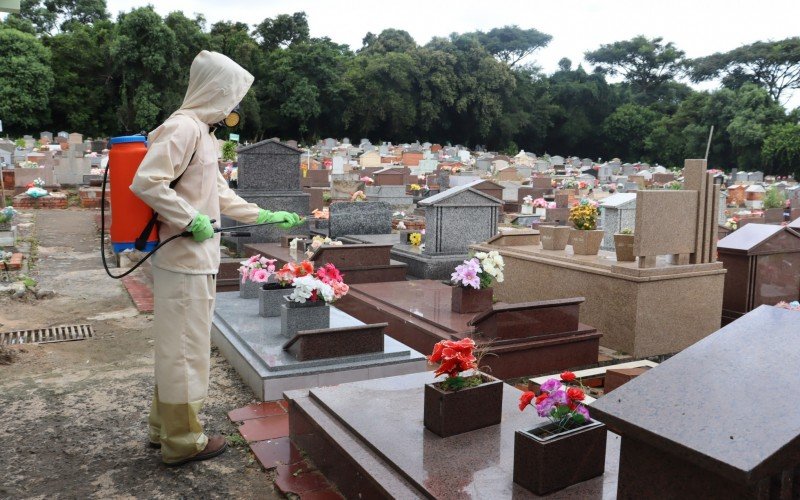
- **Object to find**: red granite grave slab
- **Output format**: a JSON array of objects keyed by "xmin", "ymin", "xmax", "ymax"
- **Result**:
[
  {"xmin": 250, "ymin": 437, "xmax": 303, "ymax": 469},
  {"xmin": 275, "ymin": 461, "xmax": 331, "ymax": 495},
  {"xmin": 282, "ymin": 323, "xmax": 386, "ymax": 361},
  {"xmin": 237, "ymin": 413, "xmax": 290, "ymax": 443},
  {"xmin": 228, "ymin": 401, "xmax": 287, "ymax": 422},
  {"xmin": 299, "ymin": 488, "xmax": 345, "ymax": 500}
]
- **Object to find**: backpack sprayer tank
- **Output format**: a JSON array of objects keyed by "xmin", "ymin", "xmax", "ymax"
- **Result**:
[{"xmin": 108, "ymin": 135, "xmax": 158, "ymax": 252}]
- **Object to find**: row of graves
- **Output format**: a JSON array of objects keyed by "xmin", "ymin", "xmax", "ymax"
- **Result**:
[
  {"xmin": 213, "ymin": 139, "xmax": 800, "ymax": 498},
  {"xmin": 1, "ymin": 132, "xmax": 110, "ymax": 210}
]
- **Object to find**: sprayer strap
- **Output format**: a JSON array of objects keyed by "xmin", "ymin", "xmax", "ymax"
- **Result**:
[{"xmin": 134, "ymin": 160, "xmax": 194, "ymax": 251}]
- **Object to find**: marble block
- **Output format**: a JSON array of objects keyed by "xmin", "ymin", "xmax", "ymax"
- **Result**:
[
  {"xmin": 211, "ymin": 292, "xmax": 426, "ymax": 400},
  {"xmin": 364, "ymin": 185, "xmax": 413, "ymax": 206}
]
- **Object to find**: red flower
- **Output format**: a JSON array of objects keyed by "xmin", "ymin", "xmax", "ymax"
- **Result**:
[
  {"xmin": 428, "ymin": 338, "xmax": 477, "ymax": 378},
  {"xmin": 560, "ymin": 371, "xmax": 576, "ymax": 382},
  {"xmin": 535, "ymin": 393, "xmax": 549, "ymax": 404},
  {"xmin": 519, "ymin": 391, "xmax": 535, "ymax": 411},
  {"xmin": 296, "ymin": 260, "xmax": 314, "ymax": 277},
  {"xmin": 567, "ymin": 387, "xmax": 585, "ymax": 402}
]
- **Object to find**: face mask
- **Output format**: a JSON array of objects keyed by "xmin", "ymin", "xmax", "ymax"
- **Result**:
[{"xmin": 216, "ymin": 105, "xmax": 241, "ymax": 128}]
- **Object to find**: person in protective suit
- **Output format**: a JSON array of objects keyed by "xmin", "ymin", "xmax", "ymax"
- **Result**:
[{"xmin": 131, "ymin": 50, "xmax": 301, "ymax": 466}]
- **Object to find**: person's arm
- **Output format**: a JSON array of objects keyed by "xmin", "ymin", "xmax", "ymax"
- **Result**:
[
  {"xmin": 130, "ymin": 117, "xmax": 199, "ymax": 228},
  {"xmin": 217, "ymin": 169, "xmax": 260, "ymax": 224}
]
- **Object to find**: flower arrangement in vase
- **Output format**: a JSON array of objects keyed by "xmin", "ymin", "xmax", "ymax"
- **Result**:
[
  {"xmin": 350, "ymin": 190, "xmax": 367, "ymax": 202},
  {"xmin": 513, "ymin": 371, "xmax": 606, "ymax": 495},
  {"xmin": 0, "ymin": 206, "xmax": 18, "ymax": 231},
  {"xmin": 281, "ymin": 262, "xmax": 349, "ymax": 337},
  {"xmin": 409, "ymin": 183, "xmax": 422, "ymax": 194},
  {"xmin": 521, "ymin": 195, "xmax": 534, "ymax": 215},
  {"xmin": 568, "ymin": 198, "xmax": 603, "ymax": 255},
  {"xmin": 238, "ymin": 254, "xmax": 277, "ymax": 298},
  {"xmin": 450, "ymin": 251, "xmax": 504, "ymax": 314},
  {"xmin": 360, "ymin": 176, "xmax": 374, "ymax": 186},
  {"xmin": 304, "ymin": 235, "xmax": 343, "ymax": 258},
  {"xmin": 423, "ymin": 337, "xmax": 503, "ymax": 438},
  {"xmin": 532, "ymin": 197, "xmax": 548, "ymax": 216},
  {"xmin": 258, "ymin": 260, "xmax": 310, "ymax": 317}
]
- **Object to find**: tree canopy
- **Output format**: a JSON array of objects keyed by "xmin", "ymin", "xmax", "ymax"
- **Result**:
[{"xmin": 1, "ymin": 2, "xmax": 799, "ymax": 178}]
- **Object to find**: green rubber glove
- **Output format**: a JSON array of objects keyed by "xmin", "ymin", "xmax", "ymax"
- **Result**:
[
  {"xmin": 257, "ymin": 209, "xmax": 302, "ymax": 229},
  {"xmin": 189, "ymin": 214, "xmax": 214, "ymax": 242}
]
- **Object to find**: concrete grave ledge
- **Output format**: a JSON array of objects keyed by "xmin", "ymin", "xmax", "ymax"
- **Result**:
[{"xmin": 211, "ymin": 291, "xmax": 426, "ymax": 401}]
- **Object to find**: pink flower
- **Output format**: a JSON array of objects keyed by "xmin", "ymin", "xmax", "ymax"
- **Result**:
[
  {"xmin": 330, "ymin": 280, "xmax": 350, "ymax": 299},
  {"xmin": 238, "ymin": 266, "xmax": 249, "ymax": 284},
  {"xmin": 451, "ymin": 258, "xmax": 481, "ymax": 289},
  {"xmin": 250, "ymin": 268, "xmax": 270, "ymax": 283},
  {"xmin": 246, "ymin": 255, "xmax": 259, "ymax": 264}
]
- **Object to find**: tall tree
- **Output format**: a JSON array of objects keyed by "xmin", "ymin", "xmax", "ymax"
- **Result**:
[
  {"xmin": 762, "ymin": 122, "xmax": 800, "ymax": 178},
  {"xmin": 601, "ymin": 103, "xmax": 661, "ymax": 160},
  {"xmin": 476, "ymin": 25, "xmax": 551, "ymax": 68},
  {"xmin": 585, "ymin": 36, "xmax": 685, "ymax": 95},
  {"xmin": 689, "ymin": 38, "xmax": 800, "ymax": 103},
  {"xmin": 253, "ymin": 12, "xmax": 309, "ymax": 51},
  {"xmin": 11, "ymin": 0, "xmax": 108, "ymax": 34},
  {"xmin": 47, "ymin": 19, "xmax": 116, "ymax": 134},
  {"xmin": 111, "ymin": 6, "xmax": 180, "ymax": 132},
  {"xmin": 359, "ymin": 28, "xmax": 417, "ymax": 55},
  {"xmin": 0, "ymin": 25, "xmax": 54, "ymax": 133}
]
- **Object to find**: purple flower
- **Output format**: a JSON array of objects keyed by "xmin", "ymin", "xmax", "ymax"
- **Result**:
[
  {"xmin": 451, "ymin": 258, "xmax": 482, "ymax": 289},
  {"xmin": 535, "ymin": 398, "xmax": 555, "ymax": 417},
  {"xmin": 549, "ymin": 389, "xmax": 568, "ymax": 405},
  {"xmin": 539, "ymin": 378, "xmax": 562, "ymax": 393},
  {"xmin": 575, "ymin": 404, "xmax": 591, "ymax": 422}
]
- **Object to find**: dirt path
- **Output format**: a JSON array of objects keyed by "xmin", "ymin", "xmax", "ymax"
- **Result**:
[{"xmin": 0, "ymin": 209, "xmax": 280, "ymax": 499}]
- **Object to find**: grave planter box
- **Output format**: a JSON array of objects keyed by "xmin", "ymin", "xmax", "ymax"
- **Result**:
[
  {"xmin": 239, "ymin": 279, "xmax": 261, "ymax": 299},
  {"xmin": 540, "ymin": 225, "xmax": 571, "ymax": 250},
  {"xmin": 423, "ymin": 373, "xmax": 503, "ymax": 438},
  {"xmin": 259, "ymin": 283, "xmax": 294, "ymax": 317},
  {"xmin": 280, "ymin": 299, "xmax": 330, "ymax": 337},
  {"xmin": 613, "ymin": 233, "xmax": 636, "ymax": 262},
  {"xmin": 451, "ymin": 285, "xmax": 493, "ymax": 314},
  {"xmin": 513, "ymin": 420, "xmax": 607, "ymax": 495},
  {"xmin": 570, "ymin": 229, "xmax": 604, "ymax": 255}
]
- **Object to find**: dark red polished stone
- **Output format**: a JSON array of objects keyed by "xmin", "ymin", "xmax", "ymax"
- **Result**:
[
  {"xmin": 423, "ymin": 375, "xmax": 503, "ymax": 438},
  {"xmin": 283, "ymin": 323, "xmax": 387, "ymax": 361}
]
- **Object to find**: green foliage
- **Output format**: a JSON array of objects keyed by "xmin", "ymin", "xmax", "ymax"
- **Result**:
[
  {"xmin": 0, "ymin": 26, "xmax": 54, "ymax": 134},
  {"xmin": 585, "ymin": 36, "xmax": 685, "ymax": 95},
  {"xmin": 601, "ymin": 103, "xmax": 661, "ymax": 160},
  {"xmin": 475, "ymin": 25, "xmax": 552, "ymax": 67},
  {"xmin": 221, "ymin": 141, "xmax": 237, "ymax": 162},
  {"xmin": 439, "ymin": 374, "xmax": 483, "ymax": 392},
  {"xmin": 762, "ymin": 123, "xmax": 800, "ymax": 179},
  {"xmin": 762, "ymin": 187, "xmax": 786, "ymax": 209},
  {"xmin": 689, "ymin": 38, "xmax": 800, "ymax": 102},
  {"xmin": 620, "ymin": 227, "xmax": 633, "ymax": 235}
]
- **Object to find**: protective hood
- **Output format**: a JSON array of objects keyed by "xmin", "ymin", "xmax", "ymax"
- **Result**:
[{"xmin": 176, "ymin": 50, "xmax": 254, "ymax": 125}]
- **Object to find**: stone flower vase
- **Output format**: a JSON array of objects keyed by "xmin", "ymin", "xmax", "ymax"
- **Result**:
[
  {"xmin": 535, "ymin": 207, "xmax": 546, "ymax": 217},
  {"xmin": 424, "ymin": 373, "xmax": 503, "ymax": 438},
  {"xmin": 280, "ymin": 298, "xmax": 330, "ymax": 338},
  {"xmin": 259, "ymin": 283, "xmax": 295, "ymax": 317},
  {"xmin": 520, "ymin": 204, "xmax": 534, "ymax": 215},
  {"xmin": 539, "ymin": 225, "xmax": 571, "ymax": 251},
  {"xmin": 451, "ymin": 286, "xmax": 493, "ymax": 314},
  {"xmin": 570, "ymin": 229, "xmax": 604, "ymax": 255},
  {"xmin": 239, "ymin": 278, "xmax": 262, "ymax": 299},
  {"xmin": 613, "ymin": 233, "xmax": 636, "ymax": 262},
  {"xmin": 513, "ymin": 420, "xmax": 606, "ymax": 495}
]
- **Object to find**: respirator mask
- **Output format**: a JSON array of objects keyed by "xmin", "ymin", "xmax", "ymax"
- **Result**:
[{"xmin": 216, "ymin": 104, "xmax": 241, "ymax": 128}]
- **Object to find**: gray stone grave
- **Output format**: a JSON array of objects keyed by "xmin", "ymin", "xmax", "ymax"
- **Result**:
[
  {"xmin": 600, "ymin": 193, "xmax": 637, "ymax": 250},
  {"xmin": 224, "ymin": 139, "xmax": 310, "ymax": 251},
  {"xmin": 329, "ymin": 201, "xmax": 392, "ymax": 238},
  {"xmin": 211, "ymin": 292, "xmax": 426, "ymax": 400},
  {"xmin": 364, "ymin": 185, "xmax": 413, "ymax": 207},
  {"xmin": 390, "ymin": 184, "xmax": 501, "ymax": 279}
]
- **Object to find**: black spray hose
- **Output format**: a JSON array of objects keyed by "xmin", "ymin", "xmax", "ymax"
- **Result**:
[{"xmin": 99, "ymin": 167, "xmax": 283, "ymax": 279}]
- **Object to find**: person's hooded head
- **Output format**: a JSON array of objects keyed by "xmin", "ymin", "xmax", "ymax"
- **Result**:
[{"xmin": 177, "ymin": 50, "xmax": 254, "ymax": 127}]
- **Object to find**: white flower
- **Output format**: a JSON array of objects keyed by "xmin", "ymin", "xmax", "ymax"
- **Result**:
[
  {"xmin": 495, "ymin": 271, "xmax": 504, "ymax": 283},
  {"xmin": 475, "ymin": 252, "xmax": 488, "ymax": 260},
  {"xmin": 289, "ymin": 238, "xmax": 300, "ymax": 250}
]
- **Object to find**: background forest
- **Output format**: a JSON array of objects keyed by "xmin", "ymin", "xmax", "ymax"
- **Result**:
[{"xmin": 3, "ymin": 0, "xmax": 800, "ymax": 176}]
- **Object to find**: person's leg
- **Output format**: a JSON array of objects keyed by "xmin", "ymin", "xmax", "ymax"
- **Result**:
[
  {"xmin": 147, "ymin": 386, "xmax": 161, "ymax": 446},
  {"xmin": 150, "ymin": 267, "xmax": 216, "ymax": 464}
]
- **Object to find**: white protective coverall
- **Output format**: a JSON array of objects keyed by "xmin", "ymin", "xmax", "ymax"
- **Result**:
[{"xmin": 130, "ymin": 50, "xmax": 259, "ymax": 463}]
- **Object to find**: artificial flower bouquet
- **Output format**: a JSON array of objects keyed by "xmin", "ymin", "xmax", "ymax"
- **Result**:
[
  {"xmin": 569, "ymin": 198, "xmax": 600, "ymax": 230},
  {"xmin": 409, "ymin": 183, "xmax": 422, "ymax": 192},
  {"xmin": 350, "ymin": 190, "xmax": 366, "ymax": 202},
  {"xmin": 518, "ymin": 371, "xmax": 591, "ymax": 433},
  {"xmin": 532, "ymin": 197, "xmax": 548, "ymax": 209},
  {"xmin": 451, "ymin": 251, "xmax": 505, "ymax": 290},
  {"xmin": 287, "ymin": 262, "xmax": 349, "ymax": 304},
  {"xmin": 274, "ymin": 260, "xmax": 314, "ymax": 287},
  {"xmin": 0, "ymin": 206, "xmax": 18, "ymax": 224},
  {"xmin": 239, "ymin": 254, "xmax": 277, "ymax": 283},
  {"xmin": 360, "ymin": 176, "xmax": 374, "ymax": 185},
  {"xmin": 428, "ymin": 338, "xmax": 480, "ymax": 391}
]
